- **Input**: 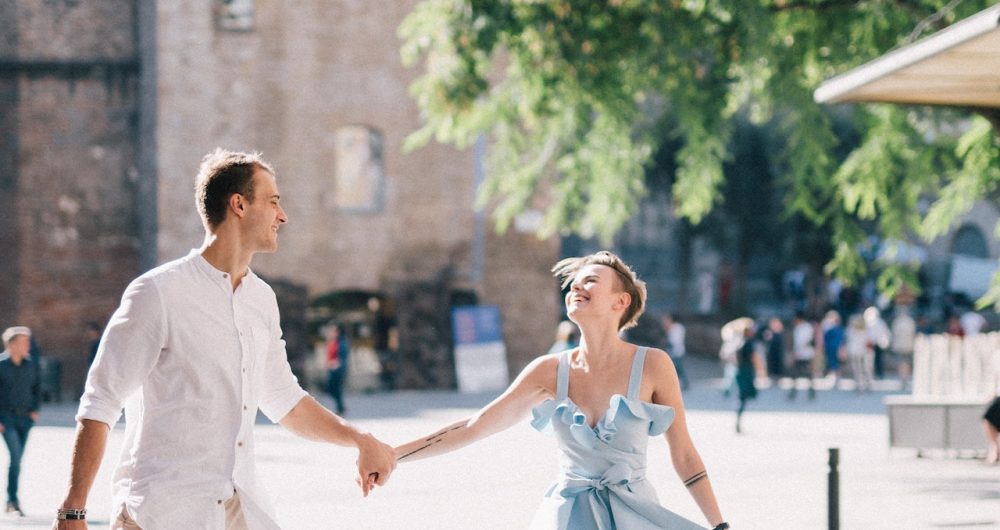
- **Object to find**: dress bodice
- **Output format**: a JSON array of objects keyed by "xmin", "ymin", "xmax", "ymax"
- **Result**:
[{"xmin": 528, "ymin": 347, "xmax": 705, "ymax": 530}]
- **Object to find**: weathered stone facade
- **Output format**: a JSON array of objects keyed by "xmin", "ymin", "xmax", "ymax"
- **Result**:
[
  {"xmin": 3, "ymin": 0, "xmax": 560, "ymax": 393},
  {"xmin": 1, "ymin": 1, "xmax": 142, "ymax": 393}
]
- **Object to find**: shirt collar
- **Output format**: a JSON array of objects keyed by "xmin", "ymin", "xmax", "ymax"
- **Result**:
[{"xmin": 187, "ymin": 250, "xmax": 257, "ymax": 284}]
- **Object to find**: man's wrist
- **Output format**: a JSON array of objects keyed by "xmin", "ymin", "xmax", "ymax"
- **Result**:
[{"xmin": 348, "ymin": 429, "xmax": 374, "ymax": 449}]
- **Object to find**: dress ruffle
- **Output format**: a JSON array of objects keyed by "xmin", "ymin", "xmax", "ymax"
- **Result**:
[{"xmin": 531, "ymin": 395, "xmax": 675, "ymax": 448}]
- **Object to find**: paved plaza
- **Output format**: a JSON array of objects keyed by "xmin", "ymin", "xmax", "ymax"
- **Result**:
[{"xmin": 4, "ymin": 357, "xmax": 999, "ymax": 529}]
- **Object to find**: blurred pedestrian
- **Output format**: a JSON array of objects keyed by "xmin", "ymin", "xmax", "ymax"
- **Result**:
[
  {"xmin": 720, "ymin": 317, "xmax": 752, "ymax": 398},
  {"xmin": 960, "ymin": 308, "xmax": 987, "ymax": 337},
  {"xmin": 788, "ymin": 311, "xmax": 816, "ymax": 400},
  {"xmin": 763, "ymin": 316, "xmax": 785, "ymax": 383},
  {"xmin": 946, "ymin": 314, "xmax": 964, "ymax": 337},
  {"xmin": 735, "ymin": 323, "xmax": 758, "ymax": 433},
  {"xmin": 890, "ymin": 308, "xmax": 916, "ymax": 391},
  {"xmin": 662, "ymin": 313, "xmax": 689, "ymax": 391},
  {"xmin": 863, "ymin": 306, "xmax": 890, "ymax": 379},
  {"xmin": 820, "ymin": 310, "xmax": 844, "ymax": 380},
  {"xmin": 984, "ymin": 396, "xmax": 1000, "ymax": 464},
  {"xmin": 324, "ymin": 323, "xmax": 351, "ymax": 415},
  {"xmin": 845, "ymin": 315, "xmax": 873, "ymax": 393},
  {"xmin": 0, "ymin": 326, "xmax": 40, "ymax": 517},
  {"xmin": 84, "ymin": 322, "xmax": 102, "ymax": 366},
  {"xmin": 547, "ymin": 320, "xmax": 579, "ymax": 354},
  {"xmin": 916, "ymin": 314, "xmax": 935, "ymax": 335}
]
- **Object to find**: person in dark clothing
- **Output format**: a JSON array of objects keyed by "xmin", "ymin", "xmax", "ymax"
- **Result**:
[
  {"xmin": 763, "ymin": 317, "xmax": 785, "ymax": 382},
  {"xmin": 984, "ymin": 396, "xmax": 1000, "ymax": 464},
  {"xmin": 324, "ymin": 323, "xmax": 351, "ymax": 415},
  {"xmin": 85, "ymin": 322, "xmax": 102, "ymax": 366},
  {"xmin": 735, "ymin": 324, "xmax": 758, "ymax": 434},
  {"xmin": 0, "ymin": 326, "xmax": 41, "ymax": 517}
]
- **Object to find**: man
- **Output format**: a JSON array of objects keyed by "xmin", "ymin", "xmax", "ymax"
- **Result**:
[
  {"xmin": 788, "ymin": 312, "xmax": 816, "ymax": 400},
  {"xmin": 53, "ymin": 149, "xmax": 396, "ymax": 529},
  {"xmin": 0, "ymin": 326, "xmax": 41, "ymax": 517},
  {"xmin": 83, "ymin": 322, "xmax": 101, "ymax": 366}
]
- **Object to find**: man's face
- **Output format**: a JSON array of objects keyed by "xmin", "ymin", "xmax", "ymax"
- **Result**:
[
  {"xmin": 6, "ymin": 334, "xmax": 29, "ymax": 360},
  {"xmin": 243, "ymin": 169, "xmax": 288, "ymax": 253}
]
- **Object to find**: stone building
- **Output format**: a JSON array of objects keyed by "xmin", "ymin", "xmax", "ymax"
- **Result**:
[{"xmin": 1, "ymin": 0, "xmax": 560, "ymax": 395}]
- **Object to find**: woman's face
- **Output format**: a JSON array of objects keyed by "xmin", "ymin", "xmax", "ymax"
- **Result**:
[{"xmin": 565, "ymin": 264, "xmax": 625, "ymax": 324}]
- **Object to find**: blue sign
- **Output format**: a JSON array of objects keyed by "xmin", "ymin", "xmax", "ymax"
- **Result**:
[{"xmin": 452, "ymin": 305, "xmax": 503, "ymax": 345}]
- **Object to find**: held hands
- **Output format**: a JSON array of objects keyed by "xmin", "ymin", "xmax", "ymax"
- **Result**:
[{"xmin": 354, "ymin": 432, "xmax": 396, "ymax": 497}]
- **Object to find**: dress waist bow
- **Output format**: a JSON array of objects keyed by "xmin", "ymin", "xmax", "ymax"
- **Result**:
[{"xmin": 557, "ymin": 463, "xmax": 644, "ymax": 497}]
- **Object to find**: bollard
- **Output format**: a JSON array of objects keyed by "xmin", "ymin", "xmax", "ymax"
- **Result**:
[{"xmin": 828, "ymin": 447, "xmax": 839, "ymax": 530}]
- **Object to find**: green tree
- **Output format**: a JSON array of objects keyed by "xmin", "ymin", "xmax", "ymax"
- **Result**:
[{"xmin": 399, "ymin": 0, "xmax": 1000, "ymax": 301}]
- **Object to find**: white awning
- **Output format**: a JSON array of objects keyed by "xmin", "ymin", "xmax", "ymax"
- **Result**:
[{"xmin": 814, "ymin": 4, "xmax": 1000, "ymax": 109}]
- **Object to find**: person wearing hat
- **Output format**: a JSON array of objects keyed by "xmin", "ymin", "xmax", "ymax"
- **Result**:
[{"xmin": 0, "ymin": 325, "xmax": 41, "ymax": 517}]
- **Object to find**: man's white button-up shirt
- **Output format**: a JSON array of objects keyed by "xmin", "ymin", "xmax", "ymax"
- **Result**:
[{"xmin": 78, "ymin": 251, "xmax": 308, "ymax": 530}]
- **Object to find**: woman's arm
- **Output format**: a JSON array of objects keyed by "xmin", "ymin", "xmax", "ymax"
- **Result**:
[
  {"xmin": 649, "ymin": 349, "xmax": 726, "ymax": 528},
  {"xmin": 395, "ymin": 354, "xmax": 558, "ymax": 463}
]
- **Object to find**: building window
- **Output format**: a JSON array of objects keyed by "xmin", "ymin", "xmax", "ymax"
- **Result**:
[
  {"xmin": 952, "ymin": 224, "xmax": 988, "ymax": 258},
  {"xmin": 216, "ymin": 0, "xmax": 254, "ymax": 31},
  {"xmin": 331, "ymin": 126, "xmax": 385, "ymax": 213}
]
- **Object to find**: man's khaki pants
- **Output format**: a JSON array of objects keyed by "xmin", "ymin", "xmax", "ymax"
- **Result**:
[{"xmin": 112, "ymin": 493, "xmax": 249, "ymax": 530}]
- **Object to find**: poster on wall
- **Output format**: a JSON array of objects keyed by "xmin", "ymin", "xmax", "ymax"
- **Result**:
[{"xmin": 451, "ymin": 305, "xmax": 509, "ymax": 393}]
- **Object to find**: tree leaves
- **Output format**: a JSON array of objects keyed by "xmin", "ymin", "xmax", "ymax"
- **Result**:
[{"xmin": 399, "ymin": 0, "xmax": 1000, "ymax": 296}]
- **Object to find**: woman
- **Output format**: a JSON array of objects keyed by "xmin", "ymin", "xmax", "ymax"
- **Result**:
[{"xmin": 391, "ymin": 251, "xmax": 728, "ymax": 529}]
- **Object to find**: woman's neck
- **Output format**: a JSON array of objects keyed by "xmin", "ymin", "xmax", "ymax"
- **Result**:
[{"xmin": 575, "ymin": 320, "xmax": 627, "ymax": 364}]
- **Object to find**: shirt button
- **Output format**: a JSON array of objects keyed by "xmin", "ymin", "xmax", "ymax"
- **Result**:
[
  {"xmin": 237, "ymin": 441, "xmax": 244, "ymax": 447},
  {"xmin": 217, "ymin": 499, "xmax": 223, "ymax": 505},
  {"xmin": 243, "ymin": 405, "xmax": 248, "ymax": 411},
  {"xmin": 242, "ymin": 368, "xmax": 247, "ymax": 373}
]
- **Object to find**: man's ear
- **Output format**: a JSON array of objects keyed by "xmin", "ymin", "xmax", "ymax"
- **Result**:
[{"xmin": 229, "ymin": 193, "xmax": 247, "ymax": 219}]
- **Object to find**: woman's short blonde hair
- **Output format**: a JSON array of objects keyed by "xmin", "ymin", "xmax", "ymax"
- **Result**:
[{"xmin": 552, "ymin": 251, "xmax": 647, "ymax": 331}]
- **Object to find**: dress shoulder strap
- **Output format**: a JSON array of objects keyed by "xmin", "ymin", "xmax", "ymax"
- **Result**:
[
  {"xmin": 556, "ymin": 350, "xmax": 571, "ymax": 399},
  {"xmin": 626, "ymin": 346, "xmax": 649, "ymax": 400}
]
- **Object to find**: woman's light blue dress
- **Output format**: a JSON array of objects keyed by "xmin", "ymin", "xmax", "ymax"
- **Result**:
[{"xmin": 529, "ymin": 347, "xmax": 706, "ymax": 529}]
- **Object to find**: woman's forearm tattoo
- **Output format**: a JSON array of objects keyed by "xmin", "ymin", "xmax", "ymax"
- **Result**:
[
  {"xmin": 683, "ymin": 470, "xmax": 707, "ymax": 488},
  {"xmin": 398, "ymin": 423, "xmax": 465, "ymax": 461}
]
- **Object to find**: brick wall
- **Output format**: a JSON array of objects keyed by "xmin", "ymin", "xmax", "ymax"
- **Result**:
[{"xmin": 2, "ymin": 1, "xmax": 140, "ymax": 395}]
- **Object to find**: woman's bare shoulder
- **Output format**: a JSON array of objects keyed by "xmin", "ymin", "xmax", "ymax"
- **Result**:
[
  {"xmin": 523, "ymin": 352, "xmax": 561, "ymax": 377},
  {"xmin": 515, "ymin": 352, "xmax": 562, "ymax": 395},
  {"xmin": 641, "ymin": 347, "xmax": 676, "ymax": 375}
]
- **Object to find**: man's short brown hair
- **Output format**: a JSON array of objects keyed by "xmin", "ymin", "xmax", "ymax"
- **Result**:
[
  {"xmin": 195, "ymin": 148, "xmax": 275, "ymax": 228},
  {"xmin": 552, "ymin": 251, "xmax": 647, "ymax": 331}
]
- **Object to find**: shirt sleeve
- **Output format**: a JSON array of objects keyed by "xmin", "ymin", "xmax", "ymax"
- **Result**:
[
  {"xmin": 257, "ymin": 292, "xmax": 308, "ymax": 423},
  {"xmin": 77, "ymin": 274, "xmax": 167, "ymax": 426}
]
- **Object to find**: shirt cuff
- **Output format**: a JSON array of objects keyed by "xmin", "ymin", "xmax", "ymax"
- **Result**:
[
  {"xmin": 259, "ymin": 386, "xmax": 309, "ymax": 423},
  {"xmin": 76, "ymin": 395, "xmax": 123, "ymax": 427}
]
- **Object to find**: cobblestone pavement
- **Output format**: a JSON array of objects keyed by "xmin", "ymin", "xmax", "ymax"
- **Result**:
[{"xmin": 4, "ymin": 357, "xmax": 998, "ymax": 529}]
